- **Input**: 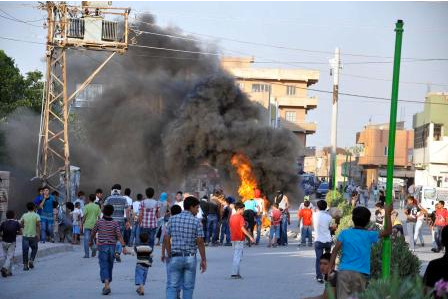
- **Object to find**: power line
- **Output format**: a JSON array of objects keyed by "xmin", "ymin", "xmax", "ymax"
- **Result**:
[
  {"xmin": 132, "ymin": 18, "xmax": 448, "ymax": 61},
  {"xmin": 0, "ymin": 36, "xmax": 46, "ymax": 45},
  {"xmin": 129, "ymin": 44, "xmax": 222, "ymax": 56},
  {"xmin": 0, "ymin": 9, "xmax": 43, "ymax": 27}
]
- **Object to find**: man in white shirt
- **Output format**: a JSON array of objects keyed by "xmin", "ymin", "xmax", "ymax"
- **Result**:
[
  {"xmin": 312, "ymin": 200, "xmax": 333, "ymax": 283},
  {"xmin": 254, "ymin": 189, "xmax": 264, "ymax": 245},
  {"xmin": 123, "ymin": 188, "xmax": 133, "ymax": 223},
  {"xmin": 174, "ymin": 191, "xmax": 184, "ymax": 210}
]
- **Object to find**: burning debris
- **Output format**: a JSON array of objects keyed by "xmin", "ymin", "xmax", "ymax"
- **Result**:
[{"xmin": 231, "ymin": 153, "xmax": 258, "ymax": 201}]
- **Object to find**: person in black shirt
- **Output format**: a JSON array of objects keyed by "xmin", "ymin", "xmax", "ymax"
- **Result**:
[
  {"xmin": 0, "ymin": 210, "xmax": 22, "ymax": 277},
  {"xmin": 424, "ymin": 225, "xmax": 448, "ymax": 289}
]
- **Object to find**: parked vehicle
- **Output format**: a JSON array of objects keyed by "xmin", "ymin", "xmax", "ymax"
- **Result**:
[
  {"xmin": 418, "ymin": 186, "xmax": 448, "ymax": 213},
  {"xmin": 316, "ymin": 182, "xmax": 329, "ymax": 198}
]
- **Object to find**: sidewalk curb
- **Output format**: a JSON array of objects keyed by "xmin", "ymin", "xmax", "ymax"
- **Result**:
[{"xmin": 0, "ymin": 243, "xmax": 74, "ymax": 266}]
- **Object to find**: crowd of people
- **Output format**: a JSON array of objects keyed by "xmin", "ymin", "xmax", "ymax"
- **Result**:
[{"xmin": 0, "ymin": 183, "xmax": 447, "ymax": 299}]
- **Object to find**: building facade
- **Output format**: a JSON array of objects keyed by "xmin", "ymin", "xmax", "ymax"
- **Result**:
[
  {"xmin": 413, "ymin": 92, "xmax": 448, "ymax": 188},
  {"xmin": 356, "ymin": 121, "xmax": 414, "ymax": 188},
  {"xmin": 221, "ymin": 57, "xmax": 319, "ymax": 161}
]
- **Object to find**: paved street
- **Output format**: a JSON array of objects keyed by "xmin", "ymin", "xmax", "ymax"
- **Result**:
[{"xmin": 0, "ymin": 205, "xmax": 443, "ymax": 299}]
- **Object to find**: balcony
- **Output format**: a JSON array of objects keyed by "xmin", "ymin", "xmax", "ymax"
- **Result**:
[
  {"xmin": 276, "ymin": 96, "xmax": 317, "ymax": 109},
  {"xmin": 279, "ymin": 120, "xmax": 317, "ymax": 134}
]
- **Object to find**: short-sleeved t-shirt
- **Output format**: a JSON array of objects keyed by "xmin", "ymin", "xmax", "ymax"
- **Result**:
[
  {"xmin": 435, "ymin": 208, "xmax": 448, "ymax": 226},
  {"xmin": 83, "ymin": 202, "xmax": 101, "ymax": 229},
  {"xmin": 0, "ymin": 220, "xmax": 21, "ymax": 243},
  {"xmin": 105, "ymin": 195, "xmax": 129, "ymax": 223},
  {"xmin": 338, "ymin": 228, "xmax": 379, "ymax": 275},
  {"xmin": 299, "ymin": 208, "xmax": 313, "ymax": 226},
  {"xmin": 20, "ymin": 212, "xmax": 41, "ymax": 237},
  {"xmin": 230, "ymin": 214, "xmax": 246, "ymax": 241},
  {"xmin": 405, "ymin": 205, "xmax": 420, "ymax": 223},
  {"xmin": 244, "ymin": 200, "xmax": 258, "ymax": 213}
]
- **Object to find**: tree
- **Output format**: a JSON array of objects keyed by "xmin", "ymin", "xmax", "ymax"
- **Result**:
[{"xmin": 0, "ymin": 50, "xmax": 44, "ymax": 120}]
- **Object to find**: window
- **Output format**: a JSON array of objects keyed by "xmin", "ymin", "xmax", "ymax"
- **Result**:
[
  {"xmin": 252, "ymin": 83, "xmax": 270, "ymax": 93},
  {"xmin": 286, "ymin": 85, "xmax": 296, "ymax": 95},
  {"xmin": 434, "ymin": 124, "xmax": 442, "ymax": 141},
  {"xmin": 384, "ymin": 146, "xmax": 388, "ymax": 156},
  {"xmin": 285, "ymin": 111, "xmax": 296, "ymax": 122},
  {"xmin": 414, "ymin": 124, "xmax": 429, "ymax": 149}
]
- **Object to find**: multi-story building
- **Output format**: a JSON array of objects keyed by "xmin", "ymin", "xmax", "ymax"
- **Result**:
[
  {"xmin": 413, "ymin": 92, "xmax": 448, "ymax": 187},
  {"xmin": 356, "ymin": 121, "xmax": 414, "ymax": 188},
  {"xmin": 221, "ymin": 57, "xmax": 319, "ymax": 164}
]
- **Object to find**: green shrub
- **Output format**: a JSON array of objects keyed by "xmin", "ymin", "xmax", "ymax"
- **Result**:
[
  {"xmin": 335, "ymin": 214, "xmax": 353, "ymax": 236},
  {"xmin": 326, "ymin": 190, "xmax": 344, "ymax": 207},
  {"xmin": 358, "ymin": 272, "xmax": 432, "ymax": 299},
  {"xmin": 337, "ymin": 201, "xmax": 352, "ymax": 217},
  {"xmin": 370, "ymin": 235, "xmax": 421, "ymax": 279}
]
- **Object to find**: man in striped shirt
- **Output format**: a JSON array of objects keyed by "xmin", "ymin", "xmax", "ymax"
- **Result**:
[{"xmin": 90, "ymin": 204, "xmax": 127, "ymax": 295}]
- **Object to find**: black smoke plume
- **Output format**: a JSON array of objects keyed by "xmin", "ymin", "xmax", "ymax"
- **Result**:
[{"xmin": 2, "ymin": 13, "xmax": 303, "ymax": 208}]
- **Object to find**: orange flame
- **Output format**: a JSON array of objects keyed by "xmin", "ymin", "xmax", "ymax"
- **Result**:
[{"xmin": 231, "ymin": 153, "xmax": 258, "ymax": 201}]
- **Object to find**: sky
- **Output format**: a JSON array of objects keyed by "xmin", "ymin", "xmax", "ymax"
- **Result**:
[{"xmin": 0, "ymin": 1, "xmax": 447, "ymax": 149}]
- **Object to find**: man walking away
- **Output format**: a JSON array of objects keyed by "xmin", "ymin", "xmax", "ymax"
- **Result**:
[
  {"xmin": 313, "ymin": 200, "xmax": 333, "ymax": 283},
  {"xmin": 139, "ymin": 187, "xmax": 160, "ymax": 248},
  {"xmin": 20, "ymin": 202, "xmax": 40, "ymax": 271},
  {"xmin": 123, "ymin": 188, "xmax": 133, "ymax": 224},
  {"xmin": 206, "ymin": 197, "xmax": 219, "ymax": 246},
  {"xmin": 220, "ymin": 197, "xmax": 232, "ymax": 246},
  {"xmin": 298, "ymin": 201, "xmax": 313, "ymax": 247},
  {"xmin": 164, "ymin": 196, "xmax": 206, "ymax": 299},
  {"xmin": 230, "ymin": 202, "xmax": 255, "ymax": 279},
  {"xmin": 131, "ymin": 193, "xmax": 143, "ymax": 246},
  {"xmin": 0, "ymin": 210, "xmax": 21, "ymax": 277},
  {"xmin": 89, "ymin": 204, "xmax": 127, "ymax": 295},
  {"xmin": 82, "ymin": 194, "xmax": 101, "ymax": 258},
  {"xmin": 105, "ymin": 184, "xmax": 129, "ymax": 262}
]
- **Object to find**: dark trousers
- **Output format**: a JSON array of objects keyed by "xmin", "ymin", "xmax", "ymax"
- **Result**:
[
  {"xmin": 22, "ymin": 236, "xmax": 38, "ymax": 265},
  {"xmin": 206, "ymin": 214, "xmax": 218, "ymax": 243},
  {"xmin": 220, "ymin": 221, "xmax": 231, "ymax": 244},
  {"xmin": 434, "ymin": 226, "xmax": 444, "ymax": 250},
  {"xmin": 314, "ymin": 241, "xmax": 332, "ymax": 279}
]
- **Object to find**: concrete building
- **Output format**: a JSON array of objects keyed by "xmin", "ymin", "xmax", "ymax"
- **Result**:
[
  {"xmin": 356, "ymin": 121, "xmax": 414, "ymax": 188},
  {"xmin": 304, "ymin": 147, "xmax": 348, "ymax": 184},
  {"xmin": 413, "ymin": 92, "xmax": 448, "ymax": 187},
  {"xmin": 221, "ymin": 57, "xmax": 319, "ymax": 164}
]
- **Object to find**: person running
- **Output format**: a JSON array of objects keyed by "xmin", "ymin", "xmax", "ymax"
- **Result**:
[
  {"xmin": 230, "ymin": 202, "xmax": 255, "ymax": 279},
  {"xmin": 0, "ymin": 210, "xmax": 21, "ymax": 277},
  {"xmin": 432, "ymin": 200, "xmax": 448, "ymax": 253},
  {"xmin": 38, "ymin": 186, "xmax": 55, "ymax": 243},
  {"xmin": 89, "ymin": 204, "xmax": 127, "ymax": 295},
  {"xmin": 404, "ymin": 195, "xmax": 423, "ymax": 252},
  {"xmin": 298, "ymin": 200, "xmax": 313, "ymax": 247},
  {"xmin": 105, "ymin": 184, "xmax": 129, "ymax": 262},
  {"xmin": 329, "ymin": 205, "xmax": 392, "ymax": 299},
  {"xmin": 134, "ymin": 232, "xmax": 153, "ymax": 296},
  {"xmin": 139, "ymin": 187, "xmax": 160, "ymax": 248},
  {"xmin": 82, "ymin": 194, "xmax": 101, "ymax": 258},
  {"xmin": 268, "ymin": 203, "xmax": 281, "ymax": 248},
  {"xmin": 163, "ymin": 196, "xmax": 206, "ymax": 299},
  {"xmin": 20, "ymin": 202, "xmax": 41, "ymax": 271},
  {"xmin": 313, "ymin": 200, "xmax": 333, "ymax": 283}
]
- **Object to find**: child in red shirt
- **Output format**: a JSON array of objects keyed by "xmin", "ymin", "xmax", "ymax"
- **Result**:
[
  {"xmin": 229, "ymin": 202, "xmax": 255, "ymax": 279},
  {"xmin": 268, "ymin": 203, "xmax": 282, "ymax": 247},
  {"xmin": 298, "ymin": 200, "xmax": 313, "ymax": 246}
]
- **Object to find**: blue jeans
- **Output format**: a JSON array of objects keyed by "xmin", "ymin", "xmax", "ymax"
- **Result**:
[
  {"xmin": 98, "ymin": 244, "xmax": 116, "ymax": 282},
  {"xmin": 301, "ymin": 225, "xmax": 313, "ymax": 245},
  {"xmin": 40, "ymin": 219, "xmax": 54, "ymax": 242},
  {"xmin": 166, "ymin": 256, "xmax": 197, "ymax": 299},
  {"xmin": 140, "ymin": 227, "xmax": 157, "ymax": 248},
  {"xmin": 130, "ymin": 223, "xmax": 140, "ymax": 246},
  {"xmin": 206, "ymin": 214, "xmax": 218, "ymax": 243},
  {"xmin": 269, "ymin": 225, "xmax": 280, "ymax": 240},
  {"xmin": 135, "ymin": 264, "xmax": 149, "ymax": 286},
  {"xmin": 279, "ymin": 214, "xmax": 288, "ymax": 245},
  {"xmin": 220, "ymin": 221, "xmax": 231, "ymax": 244},
  {"xmin": 83, "ymin": 229, "xmax": 96, "ymax": 257},
  {"xmin": 314, "ymin": 241, "xmax": 332, "ymax": 279},
  {"xmin": 115, "ymin": 222, "xmax": 125, "ymax": 255},
  {"xmin": 22, "ymin": 236, "xmax": 38, "ymax": 265},
  {"xmin": 255, "ymin": 216, "xmax": 262, "ymax": 244}
]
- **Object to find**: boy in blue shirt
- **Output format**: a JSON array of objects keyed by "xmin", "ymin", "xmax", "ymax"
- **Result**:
[{"xmin": 329, "ymin": 205, "xmax": 392, "ymax": 299}]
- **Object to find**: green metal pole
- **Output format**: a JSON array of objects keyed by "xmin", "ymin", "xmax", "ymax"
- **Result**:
[{"xmin": 382, "ymin": 19, "xmax": 404, "ymax": 280}]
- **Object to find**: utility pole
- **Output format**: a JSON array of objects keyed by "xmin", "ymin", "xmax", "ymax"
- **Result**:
[
  {"xmin": 382, "ymin": 19, "xmax": 404, "ymax": 280},
  {"xmin": 37, "ymin": 2, "xmax": 130, "ymax": 202},
  {"xmin": 329, "ymin": 48, "xmax": 341, "ymax": 195}
]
